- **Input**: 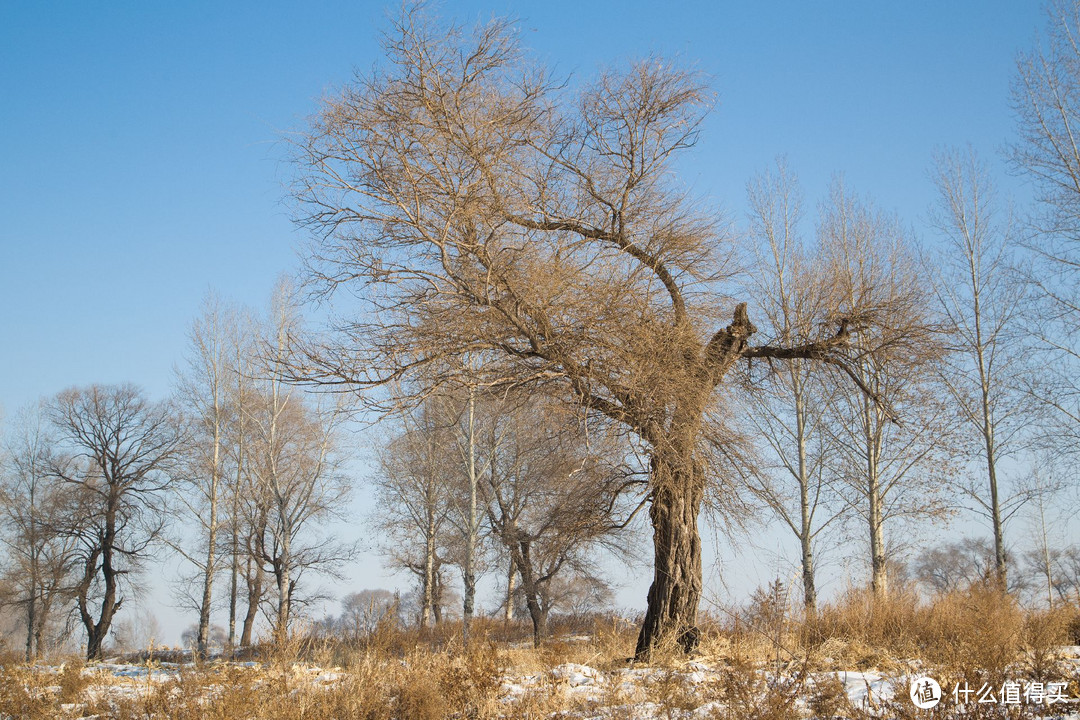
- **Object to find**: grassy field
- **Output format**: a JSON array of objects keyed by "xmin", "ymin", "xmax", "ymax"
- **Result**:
[{"xmin": 2, "ymin": 587, "xmax": 1079, "ymax": 719}]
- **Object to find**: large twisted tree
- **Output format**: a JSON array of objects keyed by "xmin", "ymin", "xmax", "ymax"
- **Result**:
[{"xmin": 290, "ymin": 10, "xmax": 928, "ymax": 658}]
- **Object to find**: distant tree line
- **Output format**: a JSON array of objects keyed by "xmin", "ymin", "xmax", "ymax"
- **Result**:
[
  {"xmin": 0, "ymin": 281, "xmax": 352, "ymax": 661},
  {"xmin": 370, "ymin": 385, "xmax": 635, "ymax": 648}
]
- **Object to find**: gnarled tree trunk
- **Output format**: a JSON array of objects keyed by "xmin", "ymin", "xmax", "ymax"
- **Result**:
[
  {"xmin": 635, "ymin": 450, "xmax": 706, "ymax": 660},
  {"xmin": 240, "ymin": 555, "xmax": 262, "ymax": 647}
]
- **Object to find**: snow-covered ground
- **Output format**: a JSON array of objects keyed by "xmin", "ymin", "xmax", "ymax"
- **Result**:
[{"xmin": 7, "ymin": 646, "xmax": 1080, "ymax": 719}]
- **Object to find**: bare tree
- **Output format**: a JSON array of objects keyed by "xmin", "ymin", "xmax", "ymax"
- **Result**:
[
  {"xmin": 0, "ymin": 403, "xmax": 80, "ymax": 660},
  {"xmin": 373, "ymin": 397, "xmax": 456, "ymax": 630},
  {"xmin": 550, "ymin": 574, "xmax": 615, "ymax": 623},
  {"xmin": 181, "ymin": 622, "xmax": 227, "ymax": 651},
  {"xmin": 336, "ymin": 589, "xmax": 401, "ymax": 638},
  {"xmin": 247, "ymin": 284, "xmax": 353, "ymax": 643},
  {"xmin": 818, "ymin": 182, "xmax": 955, "ymax": 598},
  {"xmin": 1018, "ymin": 460, "xmax": 1076, "ymax": 608},
  {"xmin": 482, "ymin": 396, "xmax": 633, "ymax": 647},
  {"xmin": 384, "ymin": 377, "xmax": 499, "ymax": 646},
  {"xmin": 109, "ymin": 607, "xmax": 161, "ymax": 653},
  {"xmin": 448, "ymin": 380, "xmax": 486, "ymax": 646},
  {"xmin": 172, "ymin": 292, "xmax": 236, "ymax": 657},
  {"xmin": 171, "ymin": 295, "xmax": 268, "ymax": 652},
  {"xmin": 913, "ymin": 537, "xmax": 1002, "ymax": 595},
  {"xmin": 742, "ymin": 161, "xmax": 847, "ymax": 611},
  {"xmin": 290, "ymin": 9, "xmax": 932, "ymax": 657},
  {"xmin": 236, "ymin": 476, "xmax": 267, "ymax": 647},
  {"xmin": 223, "ymin": 305, "xmax": 258, "ymax": 649},
  {"xmin": 928, "ymin": 147, "xmax": 1033, "ymax": 587},
  {"xmin": 205, "ymin": 305, "xmax": 272, "ymax": 650},
  {"xmin": 48, "ymin": 385, "xmax": 183, "ymax": 660},
  {"xmin": 1010, "ymin": 0, "xmax": 1080, "ymax": 458},
  {"xmin": 1022, "ymin": 544, "xmax": 1080, "ymax": 606}
]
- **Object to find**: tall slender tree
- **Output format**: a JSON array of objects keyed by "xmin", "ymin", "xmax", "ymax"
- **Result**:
[
  {"xmin": 1010, "ymin": 0, "xmax": 1080, "ymax": 459},
  {"xmin": 817, "ymin": 183, "xmax": 954, "ymax": 598},
  {"xmin": 454, "ymin": 382, "xmax": 482, "ymax": 646},
  {"xmin": 0, "ymin": 403, "xmax": 79, "ymax": 660},
  {"xmin": 742, "ymin": 161, "xmax": 847, "ymax": 611},
  {"xmin": 224, "ymin": 305, "xmax": 257, "ymax": 649},
  {"xmin": 247, "ymin": 284, "xmax": 353, "ymax": 643},
  {"xmin": 928, "ymin": 147, "xmax": 1032, "ymax": 587},
  {"xmin": 373, "ymin": 398, "xmax": 455, "ymax": 630},
  {"xmin": 173, "ymin": 293, "xmax": 235, "ymax": 656}
]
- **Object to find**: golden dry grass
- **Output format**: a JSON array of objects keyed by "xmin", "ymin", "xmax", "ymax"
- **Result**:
[{"xmin": 0, "ymin": 592, "xmax": 1076, "ymax": 719}]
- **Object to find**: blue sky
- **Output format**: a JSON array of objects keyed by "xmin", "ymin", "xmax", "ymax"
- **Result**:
[
  {"xmin": 0, "ymin": 1, "xmax": 1042, "ymax": 413},
  {"xmin": 0, "ymin": 2, "xmax": 1052, "ymax": 641}
]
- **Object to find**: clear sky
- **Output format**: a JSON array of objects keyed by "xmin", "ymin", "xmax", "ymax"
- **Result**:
[{"xmin": 0, "ymin": 2, "xmax": 1052, "ymax": 643}]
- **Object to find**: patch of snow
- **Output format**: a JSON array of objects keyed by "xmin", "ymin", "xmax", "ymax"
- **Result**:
[
  {"xmin": 832, "ymin": 670, "xmax": 896, "ymax": 709},
  {"xmin": 550, "ymin": 663, "xmax": 601, "ymax": 687}
]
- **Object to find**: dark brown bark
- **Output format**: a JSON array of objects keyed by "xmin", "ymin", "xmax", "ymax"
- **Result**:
[
  {"xmin": 634, "ymin": 452, "xmax": 705, "ymax": 660},
  {"xmin": 32, "ymin": 603, "xmax": 46, "ymax": 660},
  {"xmin": 630, "ymin": 305, "xmax": 835, "ymax": 659},
  {"xmin": 240, "ymin": 554, "xmax": 262, "ymax": 647},
  {"xmin": 196, "ymin": 510, "xmax": 216, "ymax": 657},
  {"xmin": 227, "ymin": 522, "xmax": 239, "ymax": 649},
  {"xmin": 80, "ymin": 511, "xmax": 122, "ymax": 660},
  {"xmin": 524, "ymin": 592, "xmax": 548, "ymax": 649},
  {"xmin": 47, "ymin": 385, "xmax": 181, "ymax": 661},
  {"xmin": 509, "ymin": 537, "xmax": 551, "ymax": 648},
  {"xmin": 80, "ymin": 550, "xmax": 121, "ymax": 659},
  {"xmin": 25, "ymin": 589, "xmax": 36, "ymax": 662}
]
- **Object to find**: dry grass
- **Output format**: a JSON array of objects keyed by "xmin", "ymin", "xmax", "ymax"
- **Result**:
[
  {"xmin": 0, "ymin": 644, "xmax": 508, "ymax": 720},
  {"xmin": 1, "ymin": 593, "xmax": 1076, "ymax": 719},
  {"xmin": 796, "ymin": 583, "xmax": 1075, "ymax": 674}
]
